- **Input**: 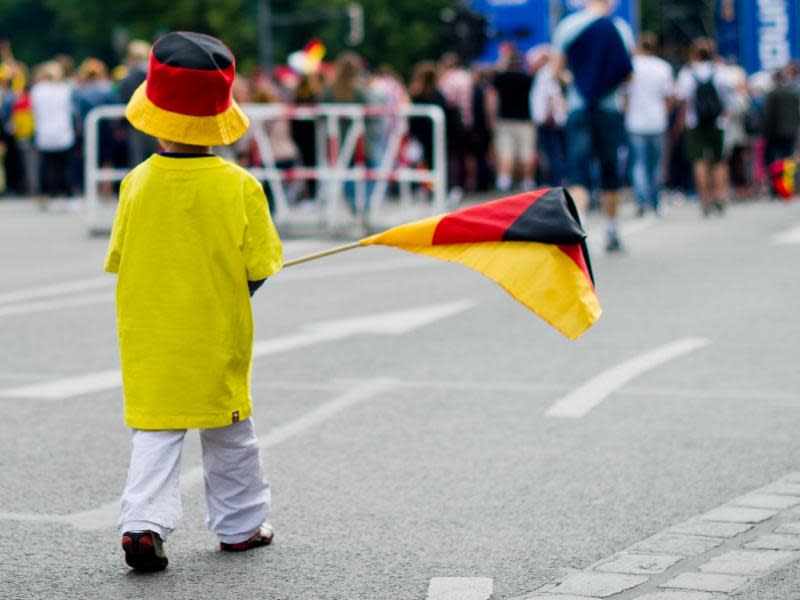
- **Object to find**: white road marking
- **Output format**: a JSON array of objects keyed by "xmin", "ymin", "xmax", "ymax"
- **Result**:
[
  {"xmin": 0, "ymin": 300, "xmax": 474, "ymax": 399},
  {"xmin": 0, "ymin": 276, "xmax": 110, "ymax": 306},
  {"xmin": 544, "ymin": 338, "xmax": 711, "ymax": 418},
  {"xmin": 426, "ymin": 577, "xmax": 493, "ymax": 600},
  {"xmin": 0, "ymin": 291, "xmax": 113, "ymax": 317},
  {"xmin": 772, "ymin": 224, "xmax": 800, "ymax": 245},
  {"xmin": 0, "ymin": 258, "xmax": 436, "ymax": 318},
  {"xmin": 0, "ymin": 369, "xmax": 123, "ymax": 400},
  {"xmin": 0, "ymin": 379, "xmax": 396, "ymax": 529}
]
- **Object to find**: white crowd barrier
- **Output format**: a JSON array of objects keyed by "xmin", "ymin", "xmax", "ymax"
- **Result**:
[{"xmin": 84, "ymin": 103, "xmax": 447, "ymax": 235}]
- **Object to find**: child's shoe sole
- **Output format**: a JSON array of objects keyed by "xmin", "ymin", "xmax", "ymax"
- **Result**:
[{"xmin": 122, "ymin": 530, "xmax": 169, "ymax": 572}]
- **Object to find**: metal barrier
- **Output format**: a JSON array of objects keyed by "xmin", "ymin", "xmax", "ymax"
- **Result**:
[{"xmin": 84, "ymin": 103, "xmax": 447, "ymax": 234}]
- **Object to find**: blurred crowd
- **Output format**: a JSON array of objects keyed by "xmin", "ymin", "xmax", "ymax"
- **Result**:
[{"xmin": 0, "ymin": 29, "xmax": 798, "ymax": 222}]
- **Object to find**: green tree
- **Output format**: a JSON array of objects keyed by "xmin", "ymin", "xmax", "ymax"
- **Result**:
[{"xmin": 0, "ymin": 0, "xmax": 455, "ymax": 78}]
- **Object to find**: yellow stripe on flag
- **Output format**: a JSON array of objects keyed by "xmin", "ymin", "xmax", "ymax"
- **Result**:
[
  {"xmin": 360, "ymin": 215, "xmax": 441, "ymax": 247},
  {"xmin": 360, "ymin": 240, "xmax": 601, "ymax": 339}
]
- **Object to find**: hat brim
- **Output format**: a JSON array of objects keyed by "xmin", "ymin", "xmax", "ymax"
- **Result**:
[{"xmin": 125, "ymin": 82, "xmax": 249, "ymax": 146}]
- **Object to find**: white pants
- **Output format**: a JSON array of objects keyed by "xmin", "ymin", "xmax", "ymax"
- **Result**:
[{"xmin": 117, "ymin": 417, "xmax": 270, "ymax": 544}]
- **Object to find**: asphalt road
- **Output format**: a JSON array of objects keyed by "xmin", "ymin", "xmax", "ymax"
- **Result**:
[{"xmin": 1, "ymin": 195, "xmax": 800, "ymax": 600}]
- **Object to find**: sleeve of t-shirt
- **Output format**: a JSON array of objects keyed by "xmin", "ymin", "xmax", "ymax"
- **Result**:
[
  {"xmin": 243, "ymin": 178, "xmax": 283, "ymax": 281},
  {"xmin": 103, "ymin": 179, "xmax": 130, "ymax": 274}
]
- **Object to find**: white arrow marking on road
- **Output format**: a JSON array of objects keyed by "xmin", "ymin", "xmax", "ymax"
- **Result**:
[
  {"xmin": 0, "ymin": 379, "xmax": 396, "ymax": 530},
  {"xmin": 0, "ymin": 300, "xmax": 474, "ymax": 400},
  {"xmin": 426, "ymin": 577, "xmax": 493, "ymax": 600},
  {"xmin": 772, "ymin": 225, "xmax": 800, "ymax": 246},
  {"xmin": 545, "ymin": 337, "xmax": 711, "ymax": 418}
]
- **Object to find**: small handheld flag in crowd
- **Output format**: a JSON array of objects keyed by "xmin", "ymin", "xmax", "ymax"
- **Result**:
[
  {"xmin": 769, "ymin": 159, "xmax": 797, "ymax": 200},
  {"xmin": 283, "ymin": 188, "xmax": 602, "ymax": 339}
]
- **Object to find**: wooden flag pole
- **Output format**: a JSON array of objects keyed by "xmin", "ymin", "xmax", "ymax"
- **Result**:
[{"xmin": 282, "ymin": 241, "xmax": 363, "ymax": 268}]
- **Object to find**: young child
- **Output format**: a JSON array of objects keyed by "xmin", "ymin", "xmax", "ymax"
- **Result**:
[{"xmin": 104, "ymin": 32, "xmax": 283, "ymax": 572}]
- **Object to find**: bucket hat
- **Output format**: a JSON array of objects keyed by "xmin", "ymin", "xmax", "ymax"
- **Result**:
[{"xmin": 125, "ymin": 32, "xmax": 248, "ymax": 146}]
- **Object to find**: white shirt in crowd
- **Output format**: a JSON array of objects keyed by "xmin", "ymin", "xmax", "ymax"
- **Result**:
[
  {"xmin": 676, "ymin": 61, "xmax": 730, "ymax": 129},
  {"xmin": 625, "ymin": 54, "xmax": 674, "ymax": 135},
  {"xmin": 530, "ymin": 64, "xmax": 567, "ymax": 127},
  {"xmin": 30, "ymin": 80, "xmax": 75, "ymax": 152}
]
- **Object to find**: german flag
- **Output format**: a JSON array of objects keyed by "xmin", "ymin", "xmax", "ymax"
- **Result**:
[{"xmin": 359, "ymin": 187, "xmax": 601, "ymax": 339}]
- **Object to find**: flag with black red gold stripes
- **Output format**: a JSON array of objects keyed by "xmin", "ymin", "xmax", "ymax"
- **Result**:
[{"xmin": 358, "ymin": 187, "xmax": 601, "ymax": 339}]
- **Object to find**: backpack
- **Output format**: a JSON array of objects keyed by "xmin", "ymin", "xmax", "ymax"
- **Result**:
[{"xmin": 694, "ymin": 73, "xmax": 723, "ymax": 125}]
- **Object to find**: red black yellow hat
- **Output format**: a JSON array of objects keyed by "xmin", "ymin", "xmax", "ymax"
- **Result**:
[{"xmin": 125, "ymin": 32, "xmax": 248, "ymax": 146}]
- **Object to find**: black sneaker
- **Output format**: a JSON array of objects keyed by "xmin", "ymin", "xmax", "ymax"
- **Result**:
[
  {"xmin": 713, "ymin": 200, "xmax": 725, "ymax": 215},
  {"xmin": 220, "ymin": 523, "xmax": 275, "ymax": 552},
  {"xmin": 121, "ymin": 530, "xmax": 168, "ymax": 572}
]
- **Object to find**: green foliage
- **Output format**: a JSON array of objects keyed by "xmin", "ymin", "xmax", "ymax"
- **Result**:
[{"xmin": 0, "ymin": 0, "xmax": 454, "ymax": 78}]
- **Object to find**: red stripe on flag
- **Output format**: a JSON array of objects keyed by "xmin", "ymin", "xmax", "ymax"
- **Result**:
[
  {"xmin": 432, "ymin": 189, "xmax": 550, "ymax": 245},
  {"xmin": 557, "ymin": 244, "xmax": 593, "ymax": 287}
]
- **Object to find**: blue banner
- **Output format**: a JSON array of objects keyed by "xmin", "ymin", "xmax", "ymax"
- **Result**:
[
  {"xmin": 471, "ymin": 0, "xmax": 552, "ymax": 62},
  {"xmin": 471, "ymin": 0, "xmax": 636, "ymax": 63},
  {"xmin": 735, "ymin": 0, "xmax": 800, "ymax": 73}
]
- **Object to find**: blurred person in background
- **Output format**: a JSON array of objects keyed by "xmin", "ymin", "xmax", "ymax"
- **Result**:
[
  {"xmin": 321, "ymin": 52, "xmax": 368, "ymax": 214},
  {"xmin": 529, "ymin": 45, "xmax": 567, "ymax": 187},
  {"xmin": 0, "ymin": 40, "xmax": 27, "ymax": 195},
  {"xmin": 118, "ymin": 40, "xmax": 157, "ymax": 165},
  {"xmin": 471, "ymin": 67, "xmax": 496, "ymax": 192},
  {"xmin": 438, "ymin": 52, "xmax": 472, "ymax": 203},
  {"xmin": 0, "ymin": 64, "xmax": 14, "ymax": 195},
  {"xmin": 366, "ymin": 64, "xmax": 409, "ymax": 167},
  {"xmin": 551, "ymin": 0, "xmax": 634, "ymax": 252},
  {"xmin": 491, "ymin": 48, "xmax": 535, "ymax": 192},
  {"xmin": 722, "ymin": 65, "xmax": 752, "ymax": 201},
  {"xmin": 762, "ymin": 68, "xmax": 800, "ymax": 169},
  {"xmin": 409, "ymin": 60, "xmax": 448, "ymax": 173},
  {"xmin": 73, "ymin": 58, "xmax": 116, "ymax": 196},
  {"xmin": 30, "ymin": 60, "xmax": 75, "ymax": 209},
  {"xmin": 625, "ymin": 32, "xmax": 674, "ymax": 217},
  {"xmin": 676, "ymin": 38, "xmax": 730, "ymax": 217},
  {"xmin": 291, "ymin": 73, "xmax": 322, "ymax": 202},
  {"xmin": 252, "ymin": 81, "xmax": 300, "ymax": 211}
]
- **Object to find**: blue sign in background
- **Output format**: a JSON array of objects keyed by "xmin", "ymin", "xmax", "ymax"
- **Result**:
[
  {"xmin": 471, "ymin": 0, "xmax": 551, "ymax": 62},
  {"xmin": 734, "ymin": 0, "xmax": 800, "ymax": 73},
  {"xmin": 472, "ymin": 0, "xmax": 637, "ymax": 62}
]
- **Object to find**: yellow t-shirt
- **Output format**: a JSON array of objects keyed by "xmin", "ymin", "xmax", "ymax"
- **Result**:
[{"xmin": 104, "ymin": 154, "xmax": 283, "ymax": 430}]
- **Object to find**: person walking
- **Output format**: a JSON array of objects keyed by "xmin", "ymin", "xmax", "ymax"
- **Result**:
[
  {"xmin": 530, "ymin": 46, "xmax": 568, "ymax": 187},
  {"xmin": 625, "ymin": 33, "xmax": 674, "ymax": 216},
  {"xmin": 118, "ymin": 40, "xmax": 158, "ymax": 166},
  {"xmin": 551, "ymin": 0, "xmax": 634, "ymax": 252},
  {"xmin": 105, "ymin": 32, "xmax": 282, "ymax": 572},
  {"xmin": 30, "ymin": 60, "xmax": 75, "ymax": 209},
  {"xmin": 492, "ymin": 49, "xmax": 535, "ymax": 192},
  {"xmin": 762, "ymin": 68, "xmax": 800, "ymax": 167},
  {"xmin": 676, "ymin": 38, "xmax": 730, "ymax": 217}
]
